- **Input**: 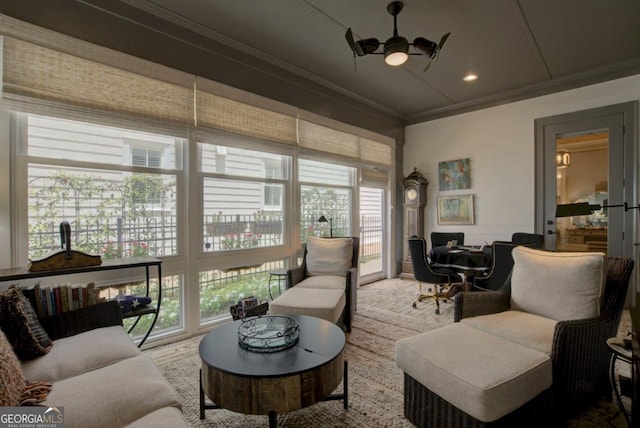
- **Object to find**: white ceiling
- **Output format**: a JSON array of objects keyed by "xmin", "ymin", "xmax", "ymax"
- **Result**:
[{"xmin": 119, "ymin": 0, "xmax": 640, "ymax": 123}]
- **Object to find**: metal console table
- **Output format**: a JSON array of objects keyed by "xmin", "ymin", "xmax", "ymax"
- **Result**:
[{"xmin": 0, "ymin": 256, "xmax": 162, "ymax": 347}]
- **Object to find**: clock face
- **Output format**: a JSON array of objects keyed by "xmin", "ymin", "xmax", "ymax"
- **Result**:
[{"xmin": 405, "ymin": 188, "xmax": 418, "ymax": 202}]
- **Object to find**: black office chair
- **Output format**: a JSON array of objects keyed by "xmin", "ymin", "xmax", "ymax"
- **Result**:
[
  {"xmin": 472, "ymin": 241, "xmax": 521, "ymax": 291},
  {"xmin": 511, "ymin": 232, "xmax": 544, "ymax": 249},
  {"xmin": 408, "ymin": 236, "xmax": 464, "ymax": 314},
  {"xmin": 430, "ymin": 232, "xmax": 465, "ymax": 248}
]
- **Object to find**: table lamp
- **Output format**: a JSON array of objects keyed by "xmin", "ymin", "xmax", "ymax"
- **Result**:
[{"xmin": 317, "ymin": 215, "xmax": 333, "ymax": 238}]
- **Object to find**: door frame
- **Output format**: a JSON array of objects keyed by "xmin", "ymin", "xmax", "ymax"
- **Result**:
[{"xmin": 534, "ymin": 101, "xmax": 637, "ymax": 259}]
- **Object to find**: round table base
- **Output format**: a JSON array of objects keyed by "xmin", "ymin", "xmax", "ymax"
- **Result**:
[{"xmin": 201, "ymin": 350, "xmax": 343, "ymax": 415}]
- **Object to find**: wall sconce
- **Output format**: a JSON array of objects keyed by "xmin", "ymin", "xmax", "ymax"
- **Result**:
[
  {"xmin": 556, "ymin": 149, "xmax": 571, "ymax": 168},
  {"xmin": 317, "ymin": 215, "xmax": 333, "ymax": 238}
]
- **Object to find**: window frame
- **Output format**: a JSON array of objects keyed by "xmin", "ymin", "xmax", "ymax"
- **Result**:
[
  {"xmin": 12, "ymin": 111, "xmax": 186, "ymax": 264},
  {"xmin": 297, "ymin": 156, "xmax": 358, "ymax": 242},
  {"xmin": 197, "ymin": 140, "xmax": 291, "ymax": 255}
]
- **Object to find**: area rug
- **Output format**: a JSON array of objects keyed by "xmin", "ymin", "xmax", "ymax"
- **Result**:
[{"xmin": 147, "ymin": 278, "xmax": 628, "ymax": 427}]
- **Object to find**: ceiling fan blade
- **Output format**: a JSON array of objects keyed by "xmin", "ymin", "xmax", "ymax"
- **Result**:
[
  {"xmin": 345, "ymin": 28, "xmax": 360, "ymax": 55},
  {"xmin": 438, "ymin": 32, "xmax": 451, "ymax": 49},
  {"xmin": 434, "ymin": 32, "xmax": 451, "ymax": 60},
  {"xmin": 422, "ymin": 58, "xmax": 433, "ymax": 72}
]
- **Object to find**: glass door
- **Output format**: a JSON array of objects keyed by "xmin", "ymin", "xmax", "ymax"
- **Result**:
[
  {"xmin": 535, "ymin": 103, "xmax": 635, "ymax": 260},
  {"xmin": 556, "ymin": 130, "xmax": 609, "ymax": 253},
  {"xmin": 359, "ymin": 186, "xmax": 385, "ymax": 283}
]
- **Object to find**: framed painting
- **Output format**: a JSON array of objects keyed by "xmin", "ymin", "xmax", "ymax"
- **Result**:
[
  {"xmin": 437, "ymin": 194, "xmax": 474, "ymax": 225},
  {"xmin": 439, "ymin": 158, "xmax": 471, "ymax": 191}
]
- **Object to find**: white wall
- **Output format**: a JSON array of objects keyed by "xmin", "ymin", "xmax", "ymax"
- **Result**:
[{"xmin": 404, "ymin": 74, "xmax": 640, "ymax": 246}]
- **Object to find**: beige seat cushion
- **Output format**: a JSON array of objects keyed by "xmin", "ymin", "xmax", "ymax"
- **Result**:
[
  {"xmin": 124, "ymin": 407, "xmax": 189, "ymax": 428},
  {"xmin": 461, "ymin": 310, "xmax": 558, "ymax": 355},
  {"xmin": 270, "ymin": 287, "xmax": 345, "ymax": 324},
  {"xmin": 305, "ymin": 237, "xmax": 353, "ymax": 277},
  {"xmin": 296, "ymin": 275, "xmax": 346, "ymax": 290},
  {"xmin": 396, "ymin": 323, "xmax": 552, "ymax": 422},
  {"xmin": 21, "ymin": 326, "xmax": 140, "ymax": 382},
  {"xmin": 510, "ymin": 246, "xmax": 606, "ymax": 321},
  {"xmin": 43, "ymin": 354, "xmax": 181, "ymax": 428}
]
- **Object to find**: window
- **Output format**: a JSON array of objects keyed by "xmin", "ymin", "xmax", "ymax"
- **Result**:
[
  {"xmin": 22, "ymin": 113, "xmax": 182, "ymax": 260},
  {"xmin": 199, "ymin": 260, "xmax": 287, "ymax": 322},
  {"xmin": 200, "ymin": 143, "xmax": 289, "ymax": 252},
  {"xmin": 126, "ymin": 144, "xmax": 168, "ymax": 206},
  {"xmin": 298, "ymin": 159, "xmax": 356, "ymax": 240},
  {"xmin": 131, "ymin": 147, "xmax": 162, "ymax": 168},
  {"xmin": 263, "ymin": 159, "xmax": 282, "ymax": 210},
  {"xmin": 15, "ymin": 112, "xmax": 185, "ymax": 337}
]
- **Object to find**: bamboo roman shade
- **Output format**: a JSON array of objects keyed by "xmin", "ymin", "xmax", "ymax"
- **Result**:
[
  {"xmin": 297, "ymin": 119, "xmax": 361, "ymax": 159},
  {"xmin": 2, "ymin": 38, "xmax": 194, "ymax": 128},
  {"xmin": 360, "ymin": 138, "xmax": 393, "ymax": 166},
  {"xmin": 0, "ymin": 15, "xmax": 394, "ymax": 167},
  {"xmin": 361, "ymin": 167, "xmax": 390, "ymax": 186},
  {"xmin": 195, "ymin": 78, "xmax": 297, "ymax": 145}
]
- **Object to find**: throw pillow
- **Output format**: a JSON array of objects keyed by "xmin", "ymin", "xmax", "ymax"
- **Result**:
[
  {"xmin": 0, "ymin": 328, "xmax": 27, "ymax": 406},
  {"xmin": 305, "ymin": 237, "xmax": 353, "ymax": 277},
  {"xmin": 3, "ymin": 286, "xmax": 53, "ymax": 360},
  {"xmin": 510, "ymin": 246, "xmax": 606, "ymax": 321}
]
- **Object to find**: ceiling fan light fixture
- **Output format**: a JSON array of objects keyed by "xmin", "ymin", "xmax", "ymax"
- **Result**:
[
  {"xmin": 346, "ymin": 2, "xmax": 449, "ymax": 70},
  {"xmin": 384, "ymin": 36, "xmax": 409, "ymax": 66}
]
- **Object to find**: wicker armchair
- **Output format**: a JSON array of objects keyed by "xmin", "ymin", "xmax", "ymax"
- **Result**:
[{"xmin": 455, "ymin": 256, "xmax": 634, "ymax": 413}]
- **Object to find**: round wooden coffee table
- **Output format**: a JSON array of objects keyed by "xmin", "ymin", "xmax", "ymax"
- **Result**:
[{"xmin": 199, "ymin": 314, "xmax": 348, "ymax": 427}]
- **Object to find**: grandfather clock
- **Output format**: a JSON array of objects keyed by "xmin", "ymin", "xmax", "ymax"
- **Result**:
[{"xmin": 400, "ymin": 168, "xmax": 428, "ymax": 278}]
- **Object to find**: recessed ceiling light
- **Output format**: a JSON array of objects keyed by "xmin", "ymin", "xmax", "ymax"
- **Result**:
[{"xmin": 463, "ymin": 73, "xmax": 478, "ymax": 82}]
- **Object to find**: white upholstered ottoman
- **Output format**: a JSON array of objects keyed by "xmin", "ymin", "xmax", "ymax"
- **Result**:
[
  {"xmin": 395, "ymin": 323, "xmax": 553, "ymax": 425},
  {"xmin": 269, "ymin": 287, "xmax": 345, "ymax": 324}
]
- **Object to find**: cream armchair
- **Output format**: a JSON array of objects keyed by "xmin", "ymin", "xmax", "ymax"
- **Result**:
[{"xmin": 270, "ymin": 237, "xmax": 359, "ymax": 332}]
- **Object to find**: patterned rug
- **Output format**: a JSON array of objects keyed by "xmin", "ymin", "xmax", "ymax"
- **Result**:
[{"xmin": 146, "ymin": 278, "xmax": 628, "ymax": 427}]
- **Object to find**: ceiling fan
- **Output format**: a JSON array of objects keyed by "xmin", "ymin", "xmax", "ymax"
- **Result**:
[{"xmin": 345, "ymin": 1, "xmax": 450, "ymax": 71}]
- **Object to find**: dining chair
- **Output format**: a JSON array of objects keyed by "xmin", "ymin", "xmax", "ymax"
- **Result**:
[
  {"xmin": 408, "ymin": 236, "xmax": 463, "ymax": 314},
  {"xmin": 511, "ymin": 232, "xmax": 544, "ymax": 248},
  {"xmin": 430, "ymin": 232, "xmax": 465, "ymax": 248},
  {"xmin": 472, "ymin": 241, "xmax": 520, "ymax": 291}
]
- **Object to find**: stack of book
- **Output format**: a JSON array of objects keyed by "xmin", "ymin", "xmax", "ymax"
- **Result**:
[{"xmin": 20, "ymin": 283, "xmax": 103, "ymax": 319}]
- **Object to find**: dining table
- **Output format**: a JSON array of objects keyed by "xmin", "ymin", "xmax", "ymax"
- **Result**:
[{"xmin": 428, "ymin": 245, "xmax": 493, "ymax": 291}]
